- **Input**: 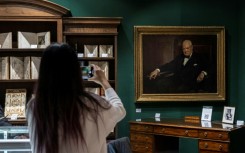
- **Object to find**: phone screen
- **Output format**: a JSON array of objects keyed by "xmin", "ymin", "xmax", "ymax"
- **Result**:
[{"xmin": 81, "ymin": 66, "xmax": 93, "ymax": 80}]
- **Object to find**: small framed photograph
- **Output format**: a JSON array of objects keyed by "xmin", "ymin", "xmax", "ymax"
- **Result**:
[
  {"xmin": 222, "ymin": 106, "xmax": 235, "ymax": 124},
  {"xmin": 201, "ymin": 106, "xmax": 213, "ymax": 121}
]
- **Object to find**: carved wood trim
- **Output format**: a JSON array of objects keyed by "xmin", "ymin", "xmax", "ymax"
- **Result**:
[{"xmin": 0, "ymin": 0, "xmax": 71, "ymax": 17}]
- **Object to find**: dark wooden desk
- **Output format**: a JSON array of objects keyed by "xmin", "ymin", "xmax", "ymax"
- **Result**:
[{"xmin": 130, "ymin": 118, "xmax": 245, "ymax": 153}]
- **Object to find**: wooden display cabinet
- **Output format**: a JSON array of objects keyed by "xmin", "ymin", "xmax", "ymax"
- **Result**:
[
  {"xmin": 62, "ymin": 17, "xmax": 121, "ymax": 92},
  {"xmin": 0, "ymin": 1, "xmax": 121, "ymax": 134},
  {"xmin": 0, "ymin": 0, "xmax": 70, "ymax": 121},
  {"xmin": 63, "ymin": 17, "xmax": 122, "ymax": 139}
]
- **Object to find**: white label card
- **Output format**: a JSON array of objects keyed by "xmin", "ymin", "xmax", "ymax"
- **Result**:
[
  {"xmin": 10, "ymin": 114, "xmax": 18, "ymax": 120},
  {"xmin": 136, "ymin": 108, "xmax": 141, "ymax": 113},
  {"xmin": 30, "ymin": 44, "xmax": 38, "ymax": 48},
  {"xmin": 77, "ymin": 53, "xmax": 84, "ymax": 57},
  {"xmin": 155, "ymin": 113, "xmax": 160, "ymax": 118},
  {"xmin": 88, "ymin": 53, "xmax": 94, "ymax": 57},
  {"xmin": 102, "ymin": 53, "xmax": 108, "ymax": 57}
]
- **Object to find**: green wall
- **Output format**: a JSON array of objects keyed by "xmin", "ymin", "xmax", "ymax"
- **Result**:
[{"xmin": 50, "ymin": 0, "xmax": 243, "ymax": 152}]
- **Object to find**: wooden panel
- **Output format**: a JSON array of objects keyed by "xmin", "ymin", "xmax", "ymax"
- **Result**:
[
  {"xmin": 199, "ymin": 140, "xmax": 228, "ymax": 152},
  {"xmin": 130, "ymin": 124, "xmax": 153, "ymax": 132},
  {"xmin": 63, "ymin": 17, "xmax": 121, "ymax": 35},
  {"xmin": 199, "ymin": 130, "xmax": 229, "ymax": 141},
  {"xmin": 130, "ymin": 132, "xmax": 153, "ymax": 143},
  {"xmin": 0, "ymin": 0, "xmax": 71, "ymax": 17},
  {"xmin": 131, "ymin": 142, "xmax": 153, "ymax": 153},
  {"xmin": 154, "ymin": 126, "xmax": 198, "ymax": 137}
]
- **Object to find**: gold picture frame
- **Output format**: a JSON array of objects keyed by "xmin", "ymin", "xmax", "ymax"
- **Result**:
[{"xmin": 134, "ymin": 26, "xmax": 225, "ymax": 102}]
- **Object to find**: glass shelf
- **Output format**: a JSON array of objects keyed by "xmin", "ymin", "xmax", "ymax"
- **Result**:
[{"xmin": 0, "ymin": 126, "xmax": 30, "ymax": 153}]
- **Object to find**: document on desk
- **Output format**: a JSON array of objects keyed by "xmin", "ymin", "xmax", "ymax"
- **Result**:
[{"xmin": 201, "ymin": 106, "xmax": 213, "ymax": 121}]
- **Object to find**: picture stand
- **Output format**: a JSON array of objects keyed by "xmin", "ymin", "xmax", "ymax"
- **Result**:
[
  {"xmin": 201, "ymin": 106, "xmax": 213, "ymax": 121},
  {"xmin": 222, "ymin": 106, "xmax": 235, "ymax": 124}
]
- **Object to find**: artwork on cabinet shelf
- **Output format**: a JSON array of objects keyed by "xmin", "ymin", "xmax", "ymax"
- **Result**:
[
  {"xmin": 10, "ymin": 56, "xmax": 31, "ymax": 79},
  {"xmin": 99, "ymin": 45, "xmax": 113, "ymax": 57},
  {"xmin": 222, "ymin": 106, "xmax": 235, "ymax": 124},
  {"xmin": 31, "ymin": 56, "xmax": 41, "ymax": 79},
  {"xmin": 4, "ymin": 89, "xmax": 27, "ymax": 119},
  {"xmin": 18, "ymin": 31, "xmax": 50, "ymax": 48},
  {"xmin": 89, "ymin": 61, "xmax": 109, "ymax": 79},
  {"xmin": 84, "ymin": 45, "xmax": 98, "ymax": 57},
  {"xmin": 0, "ymin": 56, "xmax": 9, "ymax": 80},
  {"xmin": 134, "ymin": 26, "xmax": 225, "ymax": 102},
  {"xmin": 0, "ymin": 32, "xmax": 12, "ymax": 48}
]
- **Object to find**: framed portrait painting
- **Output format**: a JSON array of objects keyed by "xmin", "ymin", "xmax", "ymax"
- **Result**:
[{"xmin": 134, "ymin": 26, "xmax": 225, "ymax": 102}]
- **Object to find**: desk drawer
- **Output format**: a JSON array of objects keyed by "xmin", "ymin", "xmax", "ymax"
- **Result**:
[
  {"xmin": 154, "ymin": 126, "xmax": 198, "ymax": 137},
  {"xmin": 199, "ymin": 140, "xmax": 228, "ymax": 152},
  {"xmin": 131, "ymin": 142, "xmax": 153, "ymax": 153},
  {"xmin": 130, "ymin": 133, "xmax": 153, "ymax": 143},
  {"xmin": 199, "ymin": 130, "xmax": 229, "ymax": 141},
  {"xmin": 130, "ymin": 124, "xmax": 153, "ymax": 132}
]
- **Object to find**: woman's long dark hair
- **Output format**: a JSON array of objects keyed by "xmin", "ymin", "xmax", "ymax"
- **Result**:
[{"xmin": 31, "ymin": 43, "xmax": 110, "ymax": 153}]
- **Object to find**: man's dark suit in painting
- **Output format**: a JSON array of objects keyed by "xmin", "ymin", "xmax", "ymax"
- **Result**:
[{"xmin": 155, "ymin": 51, "xmax": 208, "ymax": 93}]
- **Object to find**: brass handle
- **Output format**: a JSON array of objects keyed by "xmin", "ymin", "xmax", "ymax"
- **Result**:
[
  {"xmin": 185, "ymin": 130, "xmax": 189, "ymax": 136},
  {"xmin": 219, "ymin": 145, "xmax": 223, "ymax": 150},
  {"xmin": 204, "ymin": 132, "xmax": 208, "ymax": 137},
  {"xmin": 218, "ymin": 134, "xmax": 223, "ymax": 138},
  {"xmin": 204, "ymin": 143, "xmax": 208, "ymax": 148}
]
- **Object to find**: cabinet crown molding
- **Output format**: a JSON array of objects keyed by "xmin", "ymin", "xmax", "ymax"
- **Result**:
[{"xmin": 0, "ymin": 0, "xmax": 71, "ymax": 18}]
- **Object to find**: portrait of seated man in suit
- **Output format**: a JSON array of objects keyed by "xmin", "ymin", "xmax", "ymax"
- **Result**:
[{"xmin": 147, "ymin": 39, "xmax": 210, "ymax": 93}]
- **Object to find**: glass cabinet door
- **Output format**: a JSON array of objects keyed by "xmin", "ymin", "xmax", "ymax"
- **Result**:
[{"xmin": 0, "ymin": 126, "xmax": 31, "ymax": 153}]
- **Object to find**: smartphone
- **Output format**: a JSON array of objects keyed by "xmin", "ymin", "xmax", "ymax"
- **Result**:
[{"xmin": 81, "ymin": 66, "xmax": 94, "ymax": 80}]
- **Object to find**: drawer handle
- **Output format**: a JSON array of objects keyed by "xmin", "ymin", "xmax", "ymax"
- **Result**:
[
  {"xmin": 161, "ymin": 128, "xmax": 165, "ymax": 132},
  {"xmin": 219, "ymin": 145, "xmax": 223, "ymax": 150},
  {"xmin": 218, "ymin": 134, "xmax": 223, "ymax": 138},
  {"xmin": 185, "ymin": 130, "xmax": 189, "ymax": 136},
  {"xmin": 204, "ymin": 132, "xmax": 208, "ymax": 137},
  {"xmin": 145, "ymin": 126, "xmax": 148, "ymax": 129},
  {"xmin": 204, "ymin": 143, "xmax": 208, "ymax": 148}
]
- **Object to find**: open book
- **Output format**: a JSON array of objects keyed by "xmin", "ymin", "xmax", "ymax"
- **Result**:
[
  {"xmin": 0, "ymin": 56, "xmax": 9, "ymax": 80},
  {"xmin": 0, "ymin": 32, "xmax": 12, "ymax": 48},
  {"xmin": 18, "ymin": 31, "xmax": 50, "ymax": 48},
  {"xmin": 10, "ymin": 56, "xmax": 31, "ymax": 79},
  {"xmin": 84, "ymin": 45, "xmax": 98, "ymax": 57},
  {"xmin": 99, "ymin": 45, "xmax": 113, "ymax": 57},
  {"xmin": 31, "ymin": 56, "xmax": 41, "ymax": 79},
  {"xmin": 4, "ymin": 89, "xmax": 27, "ymax": 119}
]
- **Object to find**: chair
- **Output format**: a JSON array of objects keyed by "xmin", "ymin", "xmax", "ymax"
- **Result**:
[{"xmin": 107, "ymin": 137, "xmax": 132, "ymax": 153}]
